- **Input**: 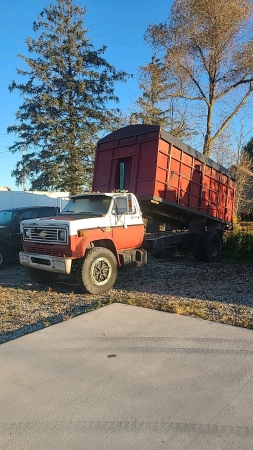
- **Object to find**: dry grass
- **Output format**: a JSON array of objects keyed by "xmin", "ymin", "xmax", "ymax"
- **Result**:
[{"xmin": 114, "ymin": 294, "xmax": 253, "ymax": 329}]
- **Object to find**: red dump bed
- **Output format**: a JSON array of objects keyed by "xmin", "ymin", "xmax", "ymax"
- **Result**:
[{"xmin": 93, "ymin": 125, "xmax": 236, "ymax": 225}]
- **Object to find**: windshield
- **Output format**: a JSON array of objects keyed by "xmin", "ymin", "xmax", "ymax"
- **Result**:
[
  {"xmin": 0, "ymin": 210, "xmax": 15, "ymax": 225},
  {"xmin": 60, "ymin": 195, "xmax": 111, "ymax": 216}
]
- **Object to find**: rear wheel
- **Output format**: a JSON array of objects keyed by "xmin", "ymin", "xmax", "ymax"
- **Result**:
[
  {"xmin": 77, "ymin": 247, "xmax": 117, "ymax": 294},
  {"xmin": 24, "ymin": 267, "xmax": 58, "ymax": 284},
  {"xmin": 200, "ymin": 232, "xmax": 221, "ymax": 263}
]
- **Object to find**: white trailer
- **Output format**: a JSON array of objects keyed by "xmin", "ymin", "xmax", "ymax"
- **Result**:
[{"xmin": 0, "ymin": 191, "xmax": 69, "ymax": 212}]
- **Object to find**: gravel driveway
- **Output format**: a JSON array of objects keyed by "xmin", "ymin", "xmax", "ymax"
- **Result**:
[{"xmin": 0, "ymin": 255, "xmax": 253, "ymax": 344}]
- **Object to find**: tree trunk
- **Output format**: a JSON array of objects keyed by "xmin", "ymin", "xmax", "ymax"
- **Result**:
[{"xmin": 203, "ymin": 96, "xmax": 214, "ymax": 157}]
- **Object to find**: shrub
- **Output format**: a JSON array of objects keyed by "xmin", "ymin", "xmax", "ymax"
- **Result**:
[{"xmin": 222, "ymin": 228, "xmax": 253, "ymax": 260}]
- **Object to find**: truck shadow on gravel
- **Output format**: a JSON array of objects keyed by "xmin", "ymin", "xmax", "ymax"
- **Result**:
[{"xmin": 116, "ymin": 255, "xmax": 253, "ymax": 305}]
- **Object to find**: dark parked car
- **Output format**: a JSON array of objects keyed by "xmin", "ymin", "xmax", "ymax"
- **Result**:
[{"xmin": 0, "ymin": 206, "xmax": 59, "ymax": 269}]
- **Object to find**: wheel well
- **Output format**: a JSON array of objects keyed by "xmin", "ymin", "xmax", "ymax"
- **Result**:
[{"xmin": 87, "ymin": 239, "xmax": 118, "ymax": 260}]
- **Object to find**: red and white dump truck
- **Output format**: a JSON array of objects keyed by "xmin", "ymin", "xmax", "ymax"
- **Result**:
[{"xmin": 19, "ymin": 125, "xmax": 236, "ymax": 294}]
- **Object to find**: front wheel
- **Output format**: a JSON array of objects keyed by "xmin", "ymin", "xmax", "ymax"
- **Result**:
[
  {"xmin": 24, "ymin": 267, "xmax": 58, "ymax": 284},
  {"xmin": 77, "ymin": 247, "xmax": 118, "ymax": 294}
]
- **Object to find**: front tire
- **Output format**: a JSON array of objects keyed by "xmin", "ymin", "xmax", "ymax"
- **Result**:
[
  {"xmin": 77, "ymin": 247, "xmax": 117, "ymax": 294},
  {"xmin": 24, "ymin": 267, "xmax": 58, "ymax": 284}
]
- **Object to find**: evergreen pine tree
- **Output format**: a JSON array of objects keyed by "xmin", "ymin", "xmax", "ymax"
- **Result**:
[{"xmin": 8, "ymin": 0, "xmax": 129, "ymax": 193}]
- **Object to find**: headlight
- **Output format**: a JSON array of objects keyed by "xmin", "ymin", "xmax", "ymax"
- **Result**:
[
  {"xmin": 24, "ymin": 229, "xmax": 31, "ymax": 239},
  {"xmin": 58, "ymin": 229, "xmax": 66, "ymax": 241}
]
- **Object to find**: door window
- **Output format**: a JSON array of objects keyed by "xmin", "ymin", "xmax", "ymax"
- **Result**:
[
  {"xmin": 19, "ymin": 210, "xmax": 39, "ymax": 220},
  {"xmin": 41, "ymin": 208, "xmax": 58, "ymax": 217},
  {"xmin": 113, "ymin": 197, "xmax": 128, "ymax": 215}
]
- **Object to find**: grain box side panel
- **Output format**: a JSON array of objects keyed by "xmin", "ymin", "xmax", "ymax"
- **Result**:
[
  {"xmin": 163, "ymin": 140, "xmax": 235, "ymax": 223},
  {"xmin": 153, "ymin": 138, "xmax": 170, "ymax": 199},
  {"xmin": 165, "ymin": 144, "xmax": 203, "ymax": 211},
  {"xmin": 225, "ymin": 179, "xmax": 236, "ymax": 223},
  {"xmin": 93, "ymin": 129, "xmax": 160, "ymax": 195},
  {"xmin": 135, "ymin": 139, "xmax": 159, "ymax": 197},
  {"xmin": 92, "ymin": 147, "xmax": 113, "ymax": 192},
  {"xmin": 94, "ymin": 126, "xmax": 236, "ymax": 225}
]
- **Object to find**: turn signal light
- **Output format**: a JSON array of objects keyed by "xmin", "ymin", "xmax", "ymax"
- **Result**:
[{"xmin": 78, "ymin": 230, "xmax": 86, "ymax": 237}]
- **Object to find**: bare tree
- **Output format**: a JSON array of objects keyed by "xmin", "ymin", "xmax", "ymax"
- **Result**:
[
  {"xmin": 211, "ymin": 121, "xmax": 253, "ymax": 220},
  {"xmin": 232, "ymin": 123, "xmax": 253, "ymax": 220},
  {"xmin": 145, "ymin": 0, "xmax": 253, "ymax": 157},
  {"xmin": 233, "ymin": 154, "xmax": 253, "ymax": 220},
  {"xmin": 130, "ymin": 54, "xmax": 193, "ymax": 139}
]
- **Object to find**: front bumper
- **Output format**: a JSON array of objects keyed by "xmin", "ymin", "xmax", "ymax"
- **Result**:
[{"xmin": 19, "ymin": 251, "xmax": 72, "ymax": 275}]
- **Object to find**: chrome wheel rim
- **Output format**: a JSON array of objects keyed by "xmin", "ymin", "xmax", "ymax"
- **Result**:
[{"xmin": 90, "ymin": 257, "xmax": 112, "ymax": 286}]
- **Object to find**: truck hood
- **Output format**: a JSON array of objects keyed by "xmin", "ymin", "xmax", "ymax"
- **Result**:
[{"xmin": 20, "ymin": 215, "xmax": 110, "ymax": 234}]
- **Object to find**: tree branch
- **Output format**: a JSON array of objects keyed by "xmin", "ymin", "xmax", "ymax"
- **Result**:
[
  {"xmin": 212, "ymin": 85, "xmax": 253, "ymax": 143},
  {"xmin": 215, "ymin": 76, "xmax": 253, "ymax": 100},
  {"xmin": 175, "ymin": 62, "xmax": 208, "ymax": 103}
]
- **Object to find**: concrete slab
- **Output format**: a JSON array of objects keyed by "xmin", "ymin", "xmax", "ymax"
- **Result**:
[{"xmin": 0, "ymin": 303, "xmax": 253, "ymax": 450}]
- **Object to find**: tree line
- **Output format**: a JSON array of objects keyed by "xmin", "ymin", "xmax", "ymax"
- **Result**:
[{"xmin": 7, "ymin": 0, "xmax": 253, "ymax": 218}]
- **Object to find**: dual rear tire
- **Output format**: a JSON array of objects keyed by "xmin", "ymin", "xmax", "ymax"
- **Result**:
[{"xmin": 193, "ymin": 232, "xmax": 222, "ymax": 263}]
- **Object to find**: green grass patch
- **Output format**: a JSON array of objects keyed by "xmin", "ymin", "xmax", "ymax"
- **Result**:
[{"xmin": 222, "ymin": 228, "xmax": 253, "ymax": 261}]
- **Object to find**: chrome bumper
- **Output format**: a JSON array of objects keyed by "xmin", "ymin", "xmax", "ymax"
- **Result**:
[{"xmin": 19, "ymin": 251, "xmax": 72, "ymax": 275}]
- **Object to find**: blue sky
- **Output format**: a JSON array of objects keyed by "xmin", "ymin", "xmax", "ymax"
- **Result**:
[{"xmin": 0, "ymin": 0, "xmax": 173, "ymax": 190}]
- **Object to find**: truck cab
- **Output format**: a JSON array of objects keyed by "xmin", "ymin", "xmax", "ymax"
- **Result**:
[{"xmin": 19, "ymin": 192, "xmax": 146, "ymax": 294}]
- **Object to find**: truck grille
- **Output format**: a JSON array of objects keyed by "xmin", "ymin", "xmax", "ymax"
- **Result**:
[
  {"xmin": 31, "ymin": 246, "xmax": 61, "ymax": 256},
  {"xmin": 23, "ymin": 226, "xmax": 68, "ymax": 244}
]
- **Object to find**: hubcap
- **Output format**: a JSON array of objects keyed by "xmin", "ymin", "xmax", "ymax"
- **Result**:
[{"xmin": 91, "ymin": 257, "xmax": 112, "ymax": 286}]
